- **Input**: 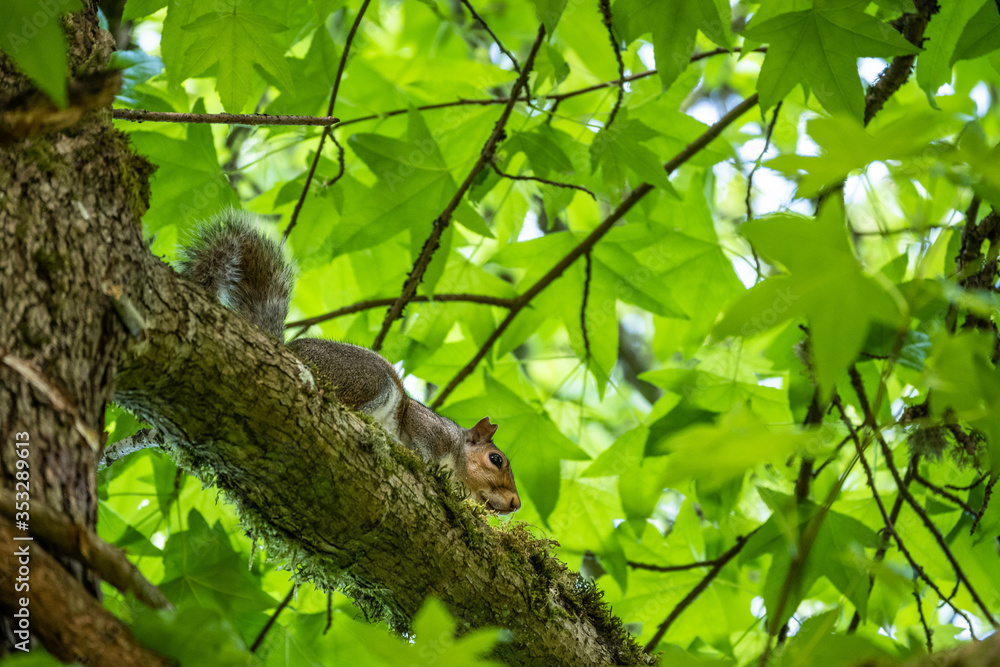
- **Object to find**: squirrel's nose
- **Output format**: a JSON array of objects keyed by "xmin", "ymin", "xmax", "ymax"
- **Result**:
[{"xmin": 510, "ymin": 495, "xmax": 521, "ymax": 512}]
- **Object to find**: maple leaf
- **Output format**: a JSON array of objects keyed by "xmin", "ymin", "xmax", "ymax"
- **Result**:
[
  {"xmin": 743, "ymin": 0, "xmax": 919, "ymax": 118},
  {"xmin": 182, "ymin": 7, "xmax": 294, "ymax": 112}
]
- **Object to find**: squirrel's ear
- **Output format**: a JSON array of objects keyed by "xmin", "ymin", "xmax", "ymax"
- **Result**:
[{"xmin": 470, "ymin": 417, "xmax": 498, "ymax": 442}]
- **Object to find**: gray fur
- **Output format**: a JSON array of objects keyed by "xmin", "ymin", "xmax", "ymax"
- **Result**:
[
  {"xmin": 178, "ymin": 209, "xmax": 294, "ymax": 340},
  {"xmin": 178, "ymin": 214, "xmax": 521, "ymax": 512}
]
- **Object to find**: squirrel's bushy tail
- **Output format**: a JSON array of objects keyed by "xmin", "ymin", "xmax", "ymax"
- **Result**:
[{"xmin": 178, "ymin": 209, "xmax": 294, "ymax": 340}]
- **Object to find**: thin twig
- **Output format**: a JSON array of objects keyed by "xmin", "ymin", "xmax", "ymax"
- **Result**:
[
  {"xmin": 371, "ymin": 25, "xmax": 548, "ymax": 352},
  {"xmin": 250, "ymin": 585, "xmax": 296, "ymax": 653},
  {"xmin": 324, "ymin": 590, "xmax": 334, "ymax": 634},
  {"xmin": 286, "ymin": 293, "xmax": 515, "ymax": 331},
  {"xmin": 627, "ymin": 553, "xmax": 734, "ymax": 573},
  {"xmin": 849, "ymin": 366, "xmax": 998, "ymax": 628},
  {"xmin": 597, "ymin": 0, "xmax": 625, "ymax": 130},
  {"xmin": 971, "ymin": 474, "xmax": 996, "ymax": 535},
  {"xmin": 913, "ymin": 588, "xmax": 933, "ymax": 653},
  {"xmin": 744, "ymin": 101, "xmax": 780, "ymax": 281},
  {"xmin": 811, "ymin": 434, "xmax": 852, "ymax": 478},
  {"xmin": 100, "ymin": 427, "xmax": 160, "ymax": 468},
  {"xmin": 490, "ymin": 160, "xmax": 596, "ymax": 199},
  {"xmin": 283, "ymin": 0, "xmax": 372, "ymax": 244},
  {"xmin": 642, "ymin": 531, "xmax": 756, "ymax": 653},
  {"xmin": 833, "ymin": 394, "xmax": 945, "ymax": 634},
  {"xmin": 580, "ymin": 251, "xmax": 593, "ymax": 361},
  {"xmin": 332, "ymin": 48, "xmax": 766, "ymax": 128},
  {"xmin": 323, "ymin": 132, "xmax": 347, "ymax": 188},
  {"xmin": 945, "ymin": 473, "xmax": 987, "ymax": 491},
  {"xmin": 460, "ymin": 0, "xmax": 520, "ymax": 72},
  {"xmin": 112, "ymin": 109, "xmax": 339, "ymax": 126},
  {"xmin": 912, "ymin": 469, "xmax": 978, "ymax": 518},
  {"xmin": 431, "ymin": 93, "xmax": 760, "ymax": 408}
]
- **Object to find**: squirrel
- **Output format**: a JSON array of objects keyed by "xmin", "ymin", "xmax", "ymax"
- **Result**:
[{"xmin": 178, "ymin": 209, "xmax": 521, "ymax": 514}]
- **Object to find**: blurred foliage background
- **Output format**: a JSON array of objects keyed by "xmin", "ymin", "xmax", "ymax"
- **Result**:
[{"xmin": 5, "ymin": 0, "xmax": 1000, "ymax": 664}]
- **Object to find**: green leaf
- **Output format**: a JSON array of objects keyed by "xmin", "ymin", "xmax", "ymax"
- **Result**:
[
  {"xmin": 181, "ymin": 4, "xmax": 295, "ymax": 112},
  {"xmin": 97, "ymin": 501, "xmax": 162, "ymax": 556},
  {"xmin": 159, "ymin": 510, "xmax": 278, "ymax": 614},
  {"xmin": 504, "ymin": 127, "xmax": 575, "ymax": 177},
  {"xmin": 123, "ymin": 0, "xmax": 168, "ymax": 20},
  {"xmin": 952, "ymin": 0, "xmax": 1000, "ymax": 63},
  {"xmin": 590, "ymin": 118, "xmax": 678, "ymax": 195},
  {"xmin": 0, "ymin": 0, "xmax": 84, "ymax": 107},
  {"xmin": 766, "ymin": 113, "xmax": 943, "ymax": 196},
  {"xmin": 530, "ymin": 0, "xmax": 569, "ymax": 34},
  {"xmin": 411, "ymin": 598, "xmax": 503, "ymax": 666},
  {"xmin": 773, "ymin": 610, "xmax": 896, "ymax": 667},
  {"xmin": 131, "ymin": 605, "xmax": 252, "ymax": 667},
  {"xmin": 614, "ymin": 0, "xmax": 729, "ymax": 90},
  {"xmin": 916, "ymin": 0, "xmax": 987, "ymax": 106},
  {"xmin": 649, "ymin": 409, "xmax": 807, "ymax": 489},
  {"xmin": 715, "ymin": 204, "xmax": 901, "ymax": 397},
  {"xmin": 743, "ymin": 0, "xmax": 919, "ymax": 117}
]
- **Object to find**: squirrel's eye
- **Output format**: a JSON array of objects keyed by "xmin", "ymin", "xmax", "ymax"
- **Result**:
[{"xmin": 489, "ymin": 453, "xmax": 503, "ymax": 468}]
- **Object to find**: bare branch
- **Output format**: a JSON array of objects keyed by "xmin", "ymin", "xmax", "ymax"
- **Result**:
[
  {"xmin": 580, "ymin": 251, "xmax": 593, "ymax": 362},
  {"xmin": 912, "ymin": 469, "xmax": 978, "ymax": 518},
  {"xmin": 597, "ymin": 0, "xmax": 625, "ymax": 130},
  {"xmin": 460, "ymin": 0, "xmax": 520, "ymax": 72},
  {"xmin": 642, "ymin": 532, "xmax": 755, "ymax": 653},
  {"xmin": 286, "ymin": 293, "xmax": 516, "ymax": 333},
  {"xmin": 864, "ymin": 0, "xmax": 938, "ymax": 125},
  {"xmin": 333, "ymin": 48, "xmax": 765, "ymax": 128},
  {"xmin": 111, "ymin": 109, "xmax": 340, "ymax": 126},
  {"xmin": 0, "ymin": 518, "xmax": 173, "ymax": 666},
  {"xmin": 283, "ymin": 0, "xmax": 372, "ymax": 244},
  {"xmin": 250, "ymin": 585, "xmax": 296, "ymax": 653},
  {"xmin": 490, "ymin": 159, "xmax": 597, "ymax": 199},
  {"xmin": 848, "ymin": 367, "xmax": 998, "ymax": 627},
  {"xmin": 431, "ymin": 93, "xmax": 760, "ymax": 408},
  {"xmin": 100, "ymin": 427, "xmax": 160, "ymax": 468},
  {"xmin": 971, "ymin": 474, "xmax": 996, "ymax": 535},
  {"xmin": 371, "ymin": 25, "xmax": 548, "ymax": 352}
]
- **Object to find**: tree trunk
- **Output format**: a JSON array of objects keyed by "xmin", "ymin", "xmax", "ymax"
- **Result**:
[{"xmin": 0, "ymin": 4, "xmax": 158, "ymax": 661}]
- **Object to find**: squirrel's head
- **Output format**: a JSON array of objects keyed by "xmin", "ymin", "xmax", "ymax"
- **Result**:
[{"xmin": 461, "ymin": 417, "xmax": 520, "ymax": 515}]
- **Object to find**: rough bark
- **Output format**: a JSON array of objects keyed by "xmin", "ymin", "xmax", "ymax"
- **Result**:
[
  {"xmin": 0, "ymin": 518, "xmax": 171, "ymax": 666},
  {"xmin": 112, "ymin": 253, "xmax": 650, "ymax": 666},
  {"xmin": 0, "ymin": 2, "xmax": 154, "ymax": 658},
  {"xmin": 0, "ymin": 4, "xmax": 648, "ymax": 666}
]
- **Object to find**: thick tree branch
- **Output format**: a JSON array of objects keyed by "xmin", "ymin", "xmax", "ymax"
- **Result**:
[
  {"xmin": 0, "ymin": 518, "xmax": 172, "ymax": 666},
  {"xmin": 112, "ymin": 256, "xmax": 652, "ymax": 666},
  {"xmin": 0, "ymin": 491, "xmax": 170, "ymax": 611}
]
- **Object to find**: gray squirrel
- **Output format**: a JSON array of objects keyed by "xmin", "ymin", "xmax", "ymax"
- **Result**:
[{"xmin": 179, "ymin": 210, "xmax": 520, "ymax": 514}]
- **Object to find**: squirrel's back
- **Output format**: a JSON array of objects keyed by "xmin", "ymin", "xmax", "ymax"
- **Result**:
[{"xmin": 178, "ymin": 209, "xmax": 294, "ymax": 340}]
